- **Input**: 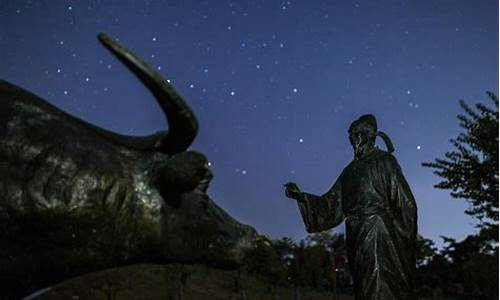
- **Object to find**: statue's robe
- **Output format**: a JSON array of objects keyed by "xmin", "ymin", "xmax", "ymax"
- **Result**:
[{"xmin": 298, "ymin": 149, "xmax": 417, "ymax": 300}]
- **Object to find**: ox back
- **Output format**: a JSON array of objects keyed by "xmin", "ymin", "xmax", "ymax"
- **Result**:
[{"xmin": 0, "ymin": 80, "xmax": 165, "ymax": 295}]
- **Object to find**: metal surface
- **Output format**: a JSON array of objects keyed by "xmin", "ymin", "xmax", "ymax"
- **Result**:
[
  {"xmin": 285, "ymin": 114, "xmax": 418, "ymax": 300},
  {"xmin": 0, "ymin": 33, "xmax": 256, "ymax": 296}
]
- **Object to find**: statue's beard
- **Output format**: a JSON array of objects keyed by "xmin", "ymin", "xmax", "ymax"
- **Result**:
[{"xmin": 353, "ymin": 139, "xmax": 374, "ymax": 159}]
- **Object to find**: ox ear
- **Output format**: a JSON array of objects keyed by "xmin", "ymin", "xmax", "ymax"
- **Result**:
[{"xmin": 157, "ymin": 151, "xmax": 211, "ymax": 204}]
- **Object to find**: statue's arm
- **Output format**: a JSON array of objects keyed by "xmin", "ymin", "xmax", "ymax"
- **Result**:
[{"xmin": 297, "ymin": 176, "xmax": 344, "ymax": 233}]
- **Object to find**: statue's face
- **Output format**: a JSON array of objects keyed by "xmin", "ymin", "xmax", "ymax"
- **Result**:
[
  {"xmin": 349, "ymin": 127, "xmax": 363, "ymax": 150},
  {"xmin": 349, "ymin": 126, "xmax": 373, "ymax": 156}
]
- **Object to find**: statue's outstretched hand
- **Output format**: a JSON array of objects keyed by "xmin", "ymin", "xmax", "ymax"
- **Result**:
[{"xmin": 284, "ymin": 182, "xmax": 303, "ymax": 201}]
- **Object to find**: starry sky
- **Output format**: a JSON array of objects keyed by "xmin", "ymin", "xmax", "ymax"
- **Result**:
[{"xmin": 0, "ymin": 0, "xmax": 498, "ymax": 249}]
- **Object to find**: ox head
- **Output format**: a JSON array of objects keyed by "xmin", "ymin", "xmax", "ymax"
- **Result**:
[{"xmin": 96, "ymin": 33, "xmax": 257, "ymax": 267}]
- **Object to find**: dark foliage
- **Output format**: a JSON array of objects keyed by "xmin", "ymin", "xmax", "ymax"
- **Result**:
[
  {"xmin": 419, "ymin": 92, "xmax": 499, "ymax": 299},
  {"xmin": 417, "ymin": 235, "xmax": 498, "ymax": 300},
  {"xmin": 423, "ymin": 92, "xmax": 498, "ymax": 240},
  {"xmin": 239, "ymin": 231, "xmax": 353, "ymax": 299}
]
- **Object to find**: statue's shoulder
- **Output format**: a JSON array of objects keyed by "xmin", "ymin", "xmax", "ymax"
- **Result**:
[
  {"xmin": 373, "ymin": 149, "xmax": 405, "ymax": 173},
  {"xmin": 374, "ymin": 148, "xmax": 392, "ymax": 157},
  {"xmin": 372, "ymin": 148, "xmax": 398, "ymax": 163},
  {"xmin": 344, "ymin": 149, "xmax": 398, "ymax": 174}
]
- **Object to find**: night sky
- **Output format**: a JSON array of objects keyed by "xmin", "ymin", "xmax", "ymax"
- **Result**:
[{"xmin": 1, "ymin": 0, "xmax": 498, "ymax": 249}]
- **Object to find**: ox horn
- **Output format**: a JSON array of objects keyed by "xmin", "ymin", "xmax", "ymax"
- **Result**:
[{"xmin": 97, "ymin": 33, "xmax": 198, "ymax": 155}]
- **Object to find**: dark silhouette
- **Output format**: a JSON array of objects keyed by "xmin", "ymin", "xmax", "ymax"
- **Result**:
[
  {"xmin": 0, "ymin": 33, "xmax": 256, "ymax": 297},
  {"xmin": 423, "ymin": 92, "xmax": 498, "ymax": 242},
  {"xmin": 420, "ymin": 93, "xmax": 498, "ymax": 299},
  {"xmin": 285, "ymin": 114, "xmax": 418, "ymax": 300}
]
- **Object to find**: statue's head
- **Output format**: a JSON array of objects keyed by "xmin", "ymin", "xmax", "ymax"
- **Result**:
[
  {"xmin": 348, "ymin": 114, "xmax": 377, "ymax": 157},
  {"xmin": 348, "ymin": 114, "xmax": 395, "ymax": 157}
]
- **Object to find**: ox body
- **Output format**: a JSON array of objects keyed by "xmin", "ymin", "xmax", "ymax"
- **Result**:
[{"xmin": 0, "ymin": 34, "xmax": 256, "ymax": 297}]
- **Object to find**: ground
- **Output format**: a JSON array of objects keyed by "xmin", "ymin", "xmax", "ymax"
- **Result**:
[{"xmin": 30, "ymin": 264, "xmax": 354, "ymax": 300}]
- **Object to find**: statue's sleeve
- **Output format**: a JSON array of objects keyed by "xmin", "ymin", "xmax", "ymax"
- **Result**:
[
  {"xmin": 384, "ymin": 154, "xmax": 418, "ymax": 240},
  {"xmin": 297, "ymin": 175, "xmax": 344, "ymax": 233}
]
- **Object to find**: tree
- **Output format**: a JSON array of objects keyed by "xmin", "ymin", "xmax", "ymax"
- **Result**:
[
  {"xmin": 439, "ymin": 236, "xmax": 498, "ymax": 299},
  {"xmin": 282, "ymin": 240, "xmax": 308, "ymax": 300},
  {"xmin": 415, "ymin": 235, "xmax": 438, "ymax": 267},
  {"xmin": 240, "ymin": 236, "xmax": 285, "ymax": 300},
  {"xmin": 304, "ymin": 231, "xmax": 348, "ymax": 293},
  {"xmin": 419, "ymin": 92, "xmax": 499, "ymax": 299},
  {"xmin": 271, "ymin": 237, "xmax": 296, "ymax": 299},
  {"xmin": 423, "ymin": 92, "xmax": 499, "ymax": 242}
]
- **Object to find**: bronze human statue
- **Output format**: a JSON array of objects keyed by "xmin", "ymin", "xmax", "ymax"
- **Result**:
[{"xmin": 285, "ymin": 114, "xmax": 417, "ymax": 300}]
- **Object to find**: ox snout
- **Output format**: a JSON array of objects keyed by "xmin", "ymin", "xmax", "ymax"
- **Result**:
[
  {"xmin": 160, "ymin": 190, "xmax": 262, "ymax": 269},
  {"xmin": 158, "ymin": 151, "xmax": 264, "ymax": 269}
]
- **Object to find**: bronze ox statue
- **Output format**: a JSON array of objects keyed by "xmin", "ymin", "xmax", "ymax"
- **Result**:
[{"xmin": 0, "ymin": 33, "xmax": 257, "ymax": 297}]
